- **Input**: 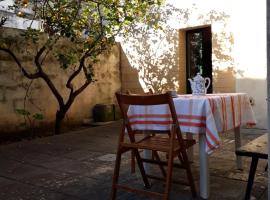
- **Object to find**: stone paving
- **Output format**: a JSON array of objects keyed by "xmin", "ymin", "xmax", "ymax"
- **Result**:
[{"xmin": 0, "ymin": 121, "xmax": 267, "ymax": 200}]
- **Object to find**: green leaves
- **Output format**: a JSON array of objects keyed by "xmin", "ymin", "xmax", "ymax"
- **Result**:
[
  {"xmin": 125, "ymin": 16, "xmax": 134, "ymax": 22},
  {"xmin": 56, "ymin": 53, "xmax": 77, "ymax": 69},
  {"xmin": 22, "ymin": 28, "xmax": 40, "ymax": 43},
  {"xmin": 9, "ymin": 0, "xmax": 164, "ymax": 65},
  {"xmin": 16, "ymin": 109, "xmax": 30, "ymax": 116},
  {"xmin": 16, "ymin": 109, "xmax": 44, "ymax": 121},
  {"xmin": 32, "ymin": 113, "xmax": 44, "ymax": 120},
  {"xmin": 1, "ymin": 0, "xmax": 164, "ymax": 135},
  {"xmin": 84, "ymin": 64, "xmax": 95, "ymax": 82}
]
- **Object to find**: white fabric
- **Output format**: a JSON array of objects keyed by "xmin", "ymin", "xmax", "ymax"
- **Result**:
[{"xmin": 128, "ymin": 93, "xmax": 256, "ymax": 153}]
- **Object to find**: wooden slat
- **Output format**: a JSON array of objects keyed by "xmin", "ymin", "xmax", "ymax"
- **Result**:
[
  {"xmin": 116, "ymin": 184, "xmax": 163, "ymax": 199},
  {"xmin": 146, "ymin": 174, "xmax": 191, "ymax": 186},
  {"xmin": 121, "ymin": 136, "xmax": 196, "ymax": 152},
  {"xmin": 141, "ymin": 158, "xmax": 185, "ymax": 169},
  {"xmin": 236, "ymin": 134, "xmax": 268, "ymax": 159},
  {"xmin": 121, "ymin": 137, "xmax": 176, "ymax": 152}
]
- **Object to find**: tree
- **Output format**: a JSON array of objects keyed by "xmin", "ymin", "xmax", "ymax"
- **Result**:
[{"xmin": 0, "ymin": 0, "xmax": 163, "ymax": 134}]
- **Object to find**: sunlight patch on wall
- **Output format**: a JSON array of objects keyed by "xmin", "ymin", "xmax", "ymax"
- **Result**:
[
  {"xmin": 120, "ymin": 4, "xmax": 181, "ymax": 93},
  {"xmin": 231, "ymin": 1, "xmax": 266, "ymax": 80}
]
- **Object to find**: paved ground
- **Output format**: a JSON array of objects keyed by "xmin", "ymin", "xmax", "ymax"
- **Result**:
[{"xmin": 0, "ymin": 121, "xmax": 267, "ymax": 200}]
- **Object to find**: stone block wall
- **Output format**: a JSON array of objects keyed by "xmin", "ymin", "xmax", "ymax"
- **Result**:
[{"xmin": 0, "ymin": 28, "xmax": 121, "ymax": 133}]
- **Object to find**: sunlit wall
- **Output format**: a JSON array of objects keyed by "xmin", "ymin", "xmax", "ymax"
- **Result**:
[{"xmin": 121, "ymin": 0, "xmax": 266, "ymax": 128}]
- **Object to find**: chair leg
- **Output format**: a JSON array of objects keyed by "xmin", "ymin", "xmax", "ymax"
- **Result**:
[
  {"xmin": 181, "ymin": 151, "xmax": 197, "ymax": 198},
  {"xmin": 131, "ymin": 150, "xmax": 135, "ymax": 173},
  {"xmin": 134, "ymin": 149, "xmax": 151, "ymax": 189},
  {"xmin": 178, "ymin": 154, "xmax": 184, "ymax": 163},
  {"xmin": 111, "ymin": 148, "xmax": 123, "ymax": 200},
  {"xmin": 163, "ymin": 152, "xmax": 174, "ymax": 200}
]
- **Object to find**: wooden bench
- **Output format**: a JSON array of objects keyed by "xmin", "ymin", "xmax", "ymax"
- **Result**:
[{"xmin": 235, "ymin": 133, "xmax": 268, "ymax": 200}]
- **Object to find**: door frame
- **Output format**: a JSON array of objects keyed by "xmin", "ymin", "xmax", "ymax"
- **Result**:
[{"xmin": 186, "ymin": 26, "xmax": 212, "ymax": 93}]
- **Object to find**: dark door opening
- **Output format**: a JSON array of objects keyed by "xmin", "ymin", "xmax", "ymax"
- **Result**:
[{"xmin": 186, "ymin": 26, "xmax": 212, "ymax": 94}]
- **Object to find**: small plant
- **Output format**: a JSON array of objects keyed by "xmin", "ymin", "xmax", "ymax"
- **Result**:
[
  {"xmin": 15, "ymin": 80, "xmax": 44, "ymax": 137},
  {"xmin": 15, "ymin": 108, "xmax": 44, "ymax": 137}
]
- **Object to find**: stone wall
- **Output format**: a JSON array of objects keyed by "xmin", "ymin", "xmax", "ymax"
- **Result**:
[{"xmin": 0, "ymin": 28, "xmax": 121, "ymax": 133}]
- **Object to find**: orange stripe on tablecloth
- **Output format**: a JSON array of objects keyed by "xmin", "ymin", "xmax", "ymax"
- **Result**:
[
  {"xmin": 208, "ymin": 98, "xmax": 214, "ymax": 113},
  {"xmin": 220, "ymin": 97, "xmax": 224, "ymax": 131},
  {"xmin": 128, "ymin": 114, "xmax": 206, "ymax": 120},
  {"xmin": 128, "ymin": 114, "xmax": 170, "ymax": 119},
  {"xmin": 246, "ymin": 122, "xmax": 256, "ymax": 125},
  {"xmin": 206, "ymin": 127, "xmax": 220, "ymax": 145},
  {"xmin": 206, "ymin": 140, "xmax": 216, "ymax": 151},
  {"xmin": 221, "ymin": 97, "xmax": 227, "ymax": 131},
  {"xmin": 179, "ymin": 115, "xmax": 206, "ymax": 120},
  {"xmin": 238, "ymin": 95, "xmax": 242, "ymax": 123},
  {"xmin": 130, "ymin": 120, "xmax": 172, "ymax": 125},
  {"xmin": 179, "ymin": 121, "xmax": 206, "ymax": 127},
  {"xmin": 129, "ymin": 120, "xmax": 206, "ymax": 127},
  {"xmin": 230, "ymin": 96, "xmax": 236, "ymax": 128},
  {"xmin": 224, "ymin": 97, "xmax": 228, "ymax": 130}
]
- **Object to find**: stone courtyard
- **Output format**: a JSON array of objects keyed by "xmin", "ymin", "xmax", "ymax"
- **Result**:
[{"xmin": 0, "ymin": 121, "xmax": 267, "ymax": 200}]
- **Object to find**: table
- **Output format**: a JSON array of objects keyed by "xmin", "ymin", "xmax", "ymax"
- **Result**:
[
  {"xmin": 128, "ymin": 93, "xmax": 256, "ymax": 199},
  {"xmin": 236, "ymin": 133, "xmax": 267, "ymax": 200}
]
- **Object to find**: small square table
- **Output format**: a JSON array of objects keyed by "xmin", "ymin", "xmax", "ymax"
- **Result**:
[{"xmin": 128, "ymin": 93, "xmax": 256, "ymax": 199}]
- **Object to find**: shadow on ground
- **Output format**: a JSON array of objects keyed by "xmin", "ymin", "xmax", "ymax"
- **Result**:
[{"xmin": 0, "ymin": 121, "xmax": 267, "ymax": 200}]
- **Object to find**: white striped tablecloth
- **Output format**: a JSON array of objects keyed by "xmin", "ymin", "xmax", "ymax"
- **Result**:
[{"xmin": 128, "ymin": 93, "xmax": 256, "ymax": 153}]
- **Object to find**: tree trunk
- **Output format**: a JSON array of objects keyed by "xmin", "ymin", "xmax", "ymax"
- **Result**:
[{"xmin": 55, "ymin": 109, "xmax": 66, "ymax": 135}]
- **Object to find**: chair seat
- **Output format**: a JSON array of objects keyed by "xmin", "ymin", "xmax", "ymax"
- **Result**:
[{"xmin": 121, "ymin": 136, "xmax": 196, "ymax": 152}]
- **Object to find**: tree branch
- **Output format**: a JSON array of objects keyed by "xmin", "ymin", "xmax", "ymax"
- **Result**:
[
  {"xmin": 97, "ymin": 3, "xmax": 104, "ymax": 32},
  {"xmin": 66, "ymin": 57, "xmax": 85, "ymax": 92},
  {"xmin": 34, "ymin": 46, "xmax": 46, "ymax": 72},
  {"xmin": 73, "ymin": 80, "xmax": 91, "ymax": 97},
  {"xmin": 0, "ymin": 47, "xmax": 40, "ymax": 79},
  {"xmin": 64, "ymin": 79, "xmax": 91, "ymax": 112},
  {"xmin": 34, "ymin": 46, "xmax": 65, "ymax": 108}
]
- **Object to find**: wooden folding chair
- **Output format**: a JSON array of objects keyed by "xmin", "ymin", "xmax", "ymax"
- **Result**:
[{"xmin": 111, "ymin": 92, "xmax": 197, "ymax": 199}]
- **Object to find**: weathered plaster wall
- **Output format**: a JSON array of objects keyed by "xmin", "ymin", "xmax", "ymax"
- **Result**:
[
  {"xmin": 178, "ymin": 31, "xmax": 186, "ymax": 94},
  {"xmin": 0, "ymin": 28, "xmax": 121, "ymax": 133},
  {"xmin": 120, "ymin": 0, "xmax": 267, "ymax": 128}
]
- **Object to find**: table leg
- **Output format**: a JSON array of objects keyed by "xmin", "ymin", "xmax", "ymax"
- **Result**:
[
  {"xmin": 186, "ymin": 132, "xmax": 194, "ymax": 162},
  {"xmin": 199, "ymin": 133, "xmax": 209, "ymax": 199},
  {"xmin": 143, "ymin": 149, "xmax": 151, "ymax": 173},
  {"xmin": 143, "ymin": 132, "xmax": 151, "ymax": 173},
  {"xmin": 234, "ymin": 126, "xmax": 243, "ymax": 169},
  {"xmin": 244, "ymin": 157, "xmax": 259, "ymax": 200}
]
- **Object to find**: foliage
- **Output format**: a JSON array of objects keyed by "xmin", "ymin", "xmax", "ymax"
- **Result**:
[
  {"xmin": 0, "ymin": 0, "xmax": 164, "ymax": 134},
  {"xmin": 16, "ymin": 109, "xmax": 44, "ymax": 124},
  {"xmin": 15, "ymin": 108, "xmax": 44, "ymax": 137},
  {"xmin": 15, "ymin": 79, "xmax": 45, "ymax": 136}
]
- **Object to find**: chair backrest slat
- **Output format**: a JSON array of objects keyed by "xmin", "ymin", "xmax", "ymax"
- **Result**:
[{"xmin": 116, "ymin": 92, "xmax": 169, "ymax": 106}]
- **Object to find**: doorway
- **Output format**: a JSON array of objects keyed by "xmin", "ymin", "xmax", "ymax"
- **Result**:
[{"xmin": 186, "ymin": 26, "xmax": 212, "ymax": 94}]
